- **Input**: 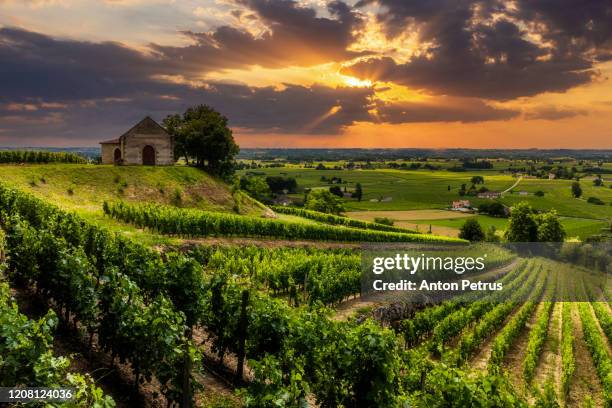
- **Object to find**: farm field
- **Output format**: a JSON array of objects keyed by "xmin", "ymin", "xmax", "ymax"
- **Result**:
[{"xmin": 238, "ymin": 166, "xmax": 612, "ymax": 239}]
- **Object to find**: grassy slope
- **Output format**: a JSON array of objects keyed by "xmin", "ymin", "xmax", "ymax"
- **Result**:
[{"xmin": 1, "ymin": 164, "xmax": 265, "ymax": 245}]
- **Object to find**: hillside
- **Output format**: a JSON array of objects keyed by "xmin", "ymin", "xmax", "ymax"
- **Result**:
[{"xmin": 0, "ymin": 164, "xmax": 266, "ymax": 234}]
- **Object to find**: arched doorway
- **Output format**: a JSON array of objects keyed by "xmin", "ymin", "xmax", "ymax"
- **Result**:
[
  {"xmin": 113, "ymin": 148, "xmax": 121, "ymax": 163},
  {"xmin": 142, "ymin": 145, "xmax": 156, "ymax": 165}
]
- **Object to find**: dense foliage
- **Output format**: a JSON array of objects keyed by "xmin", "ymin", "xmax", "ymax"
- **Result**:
[
  {"xmin": 103, "ymin": 201, "xmax": 462, "ymax": 243},
  {"xmin": 0, "ymin": 150, "xmax": 86, "ymax": 164}
]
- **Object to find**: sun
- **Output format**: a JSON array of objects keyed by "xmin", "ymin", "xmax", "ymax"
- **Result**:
[{"xmin": 341, "ymin": 75, "xmax": 372, "ymax": 88}]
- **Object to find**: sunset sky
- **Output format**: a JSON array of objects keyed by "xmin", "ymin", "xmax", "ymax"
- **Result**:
[{"xmin": 1, "ymin": 0, "xmax": 611, "ymax": 148}]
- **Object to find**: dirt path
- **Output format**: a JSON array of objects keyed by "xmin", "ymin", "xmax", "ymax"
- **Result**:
[
  {"xmin": 531, "ymin": 301, "xmax": 562, "ymax": 402},
  {"xmin": 501, "ymin": 176, "xmax": 522, "ymax": 194},
  {"xmin": 566, "ymin": 303, "xmax": 604, "ymax": 408},
  {"xmin": 504, "ymin": 302, "xmax": 546, "ymax": 395}
]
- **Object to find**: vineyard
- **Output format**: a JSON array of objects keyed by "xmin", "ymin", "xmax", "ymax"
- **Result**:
[
  {"xmin": 103, "ymin": 201, "xmax": 463, "ymax": 243},
  {"xmin": 0, "ymin": 150, "xmax": 87, "ymax": 164},
  {"xmin": 270, "ymin": 205, "xmax": 414, "ymax": 233},
  {"xmin": 0, "ymin": 181, "xmax": 610, "ymax": 407}
]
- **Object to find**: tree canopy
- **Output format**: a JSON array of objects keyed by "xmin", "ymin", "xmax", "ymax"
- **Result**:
[
  {"xmin": 164, "ymin": 105, "xmax": 239, "ymax": 179},
  {"xmin": 305, "ymin": 190, "xmax": 345, "ymax": 215}
]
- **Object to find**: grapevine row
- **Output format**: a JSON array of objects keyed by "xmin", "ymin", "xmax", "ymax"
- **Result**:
[
  {"xmin": 271, "ymin": 205, "xmax": 415, "ymax": 233},
  {"xmin": 577, "ymin": 302, "xmax": 612, "ymax": 406},
  {"xmin": 103, "ymin": 201, "xmax": 463, "ymax": 243},
  {"xmin": 0, "ymin": 185, "xmax": 199, "ymax": 406},
  {"xmin": 191, "ymin": 245, "xmax": 361, "ymax": 305},
  {"xmin": 450, "ymin": 263, "xmax": 546, "ymax": 365},
  {"xmin": 402, "ymin": 258, "xmax": 527, "ymax": 347},
  {"xmin": 0, "ymin": 230, "xmax": 114, "ymax": 407},
  {"xmin": 428, "ymin": 260, "xmax": 532, "ymax": 353},
  {"xmin": 488, "ymin": 270, "xmax": 552, "ymax": 370},
  {"xmin": 521, "ymin": 299, "xmax": 554, "ymax": 383},
  {"xmin": 0, "ymin": 150, "xmax": 86, "ymax": 164},
  {"xmin": 560, "ymin": 302, "xmax": 574, "ymax": 397}
]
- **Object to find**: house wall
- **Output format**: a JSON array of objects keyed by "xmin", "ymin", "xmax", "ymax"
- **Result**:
[
  {"xmin": 100, "ymin": 144, "xmax": 120, "ymax": 164},
  {"xmin": 123, "ymin": 133, "xmax": 173, "ymax": 165}
]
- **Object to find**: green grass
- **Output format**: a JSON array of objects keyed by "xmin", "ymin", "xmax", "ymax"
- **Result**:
[
  {"xmin": 239, "ymin": 167, "xmax": 611, "ymax": 218},
  {"xmin": 1, "ymin": 164, "xmax": 265, "ymax": 245}
]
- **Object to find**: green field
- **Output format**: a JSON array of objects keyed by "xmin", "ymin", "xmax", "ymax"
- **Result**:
[{"xmin": 238, "ymin": 167, "xmax": 612, "ymax": 240}]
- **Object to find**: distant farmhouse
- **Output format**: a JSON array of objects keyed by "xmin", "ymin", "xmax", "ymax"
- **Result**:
[
  {"xmin": 452, "ymin": 200, "xmax": 471, "ymax": 209},
  {"xmin": 100, "ymin": 116, "xmax": 174, "ymax": 165},
  {"xmin": 477, "ymin": 191, "xmax": 502, "ymax": 199}
]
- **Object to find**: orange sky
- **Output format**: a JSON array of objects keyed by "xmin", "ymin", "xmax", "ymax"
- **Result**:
[{"xmin": 0, "ymin": 0, "xmax": 611, "ymax": 148}]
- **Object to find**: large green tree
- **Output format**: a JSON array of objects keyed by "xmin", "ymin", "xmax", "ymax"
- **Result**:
[
  {"xmin": 505, "ymin": 202, "xmax": 566, "ymax": 242},
  {"xmin": 164, "ymin": 105, "xmax": 239, "ymax": 178}
]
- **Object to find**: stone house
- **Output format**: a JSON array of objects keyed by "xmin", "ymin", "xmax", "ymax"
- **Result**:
[{"xmin": 99, "ymin": 116, "xmax": 174, "ymax": 165}]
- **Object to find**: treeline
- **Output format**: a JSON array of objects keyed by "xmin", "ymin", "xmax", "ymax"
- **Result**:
[
  {"xmin": 271, "ymin": 205, "xmax": 414, "ymax": 233},
  {"xmin": 0, "ymin": 150, "xmax": 87, "ymax": 164},
  {"xmin": 103, "ymin": 201, "xmax": 461, "ymax": 243}
]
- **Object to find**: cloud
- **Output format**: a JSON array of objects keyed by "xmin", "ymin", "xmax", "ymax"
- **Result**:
[
  {"xmin": 346, "ymin": 0, "xmax": 602, "ymax": 100},
  {"xmin": 375, "ymin": 97, "xmax": 520, "ymax": 123},
  {"xmin": 151, "ymin": 0, "xmax": 367, "ymax": 72},
  {"xmin": 524, "ymin": 106, "xmax": 588, "ymax": 120},
  {"xmin": 0, "ymin": 26, "xmax": 375, "ymax": 141}
]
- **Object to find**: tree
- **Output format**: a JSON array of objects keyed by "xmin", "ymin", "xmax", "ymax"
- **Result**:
[
  {"xmin": 593, "ymin": 176, "xmax": 603, "ymax": 187},
  {"xmin": 571, "ymin": 182, "xmax": 582, "ymax": 198},
  {"xmin": 353, "ymin": 183, "xmax": 363, "ymax": 201},
  {"xmin": 305, "ymin": 190, "xmax": 345, "ymax": 215},
  {"xmin": 459, "ymin": 218, "xmax": 485, "ymax": 241},
  {"xmin": 471, "ymin": 176, "xmax": 485, "ymax": 185},
  {"xmin": 163, "ymin": 105, "xmax": 239, "ymax": 179},
  {"xmin": 505, "ymin": 202, "xmax": 538, "ymax": 242},
  {"xmin": 240, "ymin": 176, "xmax": 272, "ymax": 203},
  {"xmin": 505, "ymin": 202, "xmax": 565, "ymax": 242},
  {"xmin": 329, "ymin": 185, "xmax": 343, "ymax": 197},
  {"xmin": 535, "ymin": 211, "xmax": 566, "ymax": 242}
]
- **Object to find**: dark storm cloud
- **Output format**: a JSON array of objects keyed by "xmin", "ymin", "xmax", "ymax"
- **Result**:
[
  {"xmin": 514, "ymin": 0, "xmax": 612, "ymax": 55},
  {"xmin": 375, "ymin": 97, "xmax": 519, "ymax": 123},
  {"xmin": 346, "ymin": 0, "xmax": 605, "ymax": 100},
  {"xmin": 151, "ymin": 0, "xmax": 366, "ymax": 71},
  {"xmin": 0, "ymin": 26, "xmax": 372, "ymax": 139}
]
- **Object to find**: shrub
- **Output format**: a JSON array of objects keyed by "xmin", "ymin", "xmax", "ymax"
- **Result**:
[
  {"xmin": 374, "ymin": 217, "xmax": 394, "ymax": 226},
  {"xmin": 459, "ymin": 218, "xmax": 485, "ymax": 241},
  {"xmin": 587, "ymin": 196, "xmax": 604, "ymax": 205}
]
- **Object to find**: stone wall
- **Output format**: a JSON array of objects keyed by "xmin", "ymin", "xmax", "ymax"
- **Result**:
[
  {"xmin": 101, "ymin": 143, "xmax": 120, "ymax": 164},
  {"xmin": 123, "ymin": 132, "xmax": 174, "ymax": 165}
]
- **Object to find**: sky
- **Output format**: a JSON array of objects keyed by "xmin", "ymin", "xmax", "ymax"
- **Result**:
[{"xmin": 0, "ymin": 0, "xmax": 611, "ymax": 148}]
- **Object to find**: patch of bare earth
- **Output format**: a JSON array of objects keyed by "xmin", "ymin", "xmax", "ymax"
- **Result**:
[
  {"xmin": 566, "ymin": 303, "xmax": 604, "ymax": 408},
  {"xmin": 530, "ymin": 301, "xmax": 562, "ymax": 404},
  {"xmin": 469, "ymin": 306, "xmax": 522, "ymax": 371},
  {"xmin": 504, "ymin": 302, "xmax": 547, "ymax": 396}
]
